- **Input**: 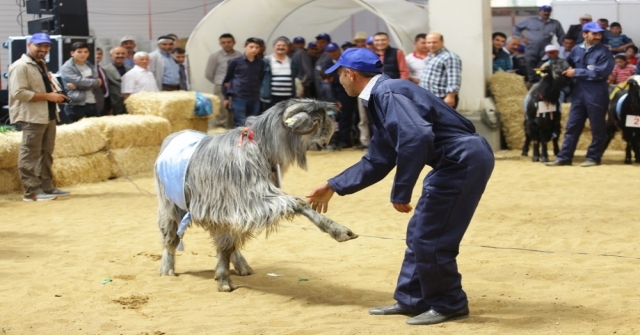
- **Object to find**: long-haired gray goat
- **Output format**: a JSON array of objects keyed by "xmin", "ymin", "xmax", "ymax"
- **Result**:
[{"xmin": 155, "ymin": 99, "xmax": 358, "ymax": 292}]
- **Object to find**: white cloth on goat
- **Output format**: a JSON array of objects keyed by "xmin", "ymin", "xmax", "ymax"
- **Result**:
[
  {"xmin": 155, "ymin": 131, "xmax": 208, "ymax": 245},
  {"xmin": 616, "ymin": 93, "xmax": 628, "ymax": 119}
]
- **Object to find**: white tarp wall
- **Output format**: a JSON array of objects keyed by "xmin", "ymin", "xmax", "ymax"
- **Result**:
[{"xmin": 187, "ymin": 0, "xmax": 429, "ymax": 94}]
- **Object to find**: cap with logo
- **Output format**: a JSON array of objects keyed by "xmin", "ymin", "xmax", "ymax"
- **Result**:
[
  {"xmin": 324, "ymin": 48, "xmax": 384, "ymax": 74},
  {"xmin": 582, "ymin": 21, "xmax": 605, "ymax": 33},
  {"xmin": 293, "ymin": 36, "xmax": 305, "ymax": 44},
  {"xmin": 365, "ymin": 36, "xmax": 374, "ymax": 44},
  {"xmin": 30, "ymin": 33, "xmax": 51, "ymax": 44},
  {"xmin": 539, "ymin": 5, "xmax": 552, "ymax": 11},
  {"xmin": 307, "ymin": 42, "xmax": 317, "ymax": 48},
  {"xmin": 325, "ymin": 42, "xmax": 340, "ymax": 52},
  {"xmin": 315, "ymin": 33, "xmax": 331, "ymax": 42}
]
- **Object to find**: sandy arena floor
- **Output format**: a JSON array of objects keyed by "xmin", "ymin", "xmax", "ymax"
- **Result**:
[{"xmin": 1, "ymin": 148, "xmax": 639, "ymax": 335}]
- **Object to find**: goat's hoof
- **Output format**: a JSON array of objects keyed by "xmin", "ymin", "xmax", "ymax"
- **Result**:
[
  {"xmin": 531, "ymin": 156, "xmax": 540, "ymax": 162},
  {"xmin": 329, "ymin": 224, "xmax": 359, "ymax": 242},
  {"xmin": 159, "ymin": 268, "xmax": 175, "ymax": 276},
  {"xmin": 541, "ymin": 156, "xmax": 550, "ymax": 163},
  {"xmin": 236, "ymin": 265, "xmax": 254, "ymax": 276},
  {"xmin": 217, "ymin": 278, "xmax": 236, "ymax": 292},
  {"xmin": 624, "ymin": 158, "xmax": 632, "ymax": 164},
  {"xmin": 521, "ymin": 151, "xmax": 528, "ymax": 157}
]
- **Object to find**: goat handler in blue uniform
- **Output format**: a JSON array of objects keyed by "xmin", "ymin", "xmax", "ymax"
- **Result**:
[
  {"xmin": 546, "ymin": 22, "xmax": 614, "ymax": 167},
  {"xmin": 306, "ymin": 48, "xmax": 494, "ymax": 326}
]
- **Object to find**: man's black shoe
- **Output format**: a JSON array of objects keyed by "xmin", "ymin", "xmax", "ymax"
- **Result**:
[
  {"xmin": 406, "ymin": 306, "xmax": 469, "ymax": 325},
  {"xmin": 544, "ymin": 160, "xmax": 572, "ymax": 166},
  {"xmin": 369, "ymin": 303, "xmax": 417, "ymax": 316}
]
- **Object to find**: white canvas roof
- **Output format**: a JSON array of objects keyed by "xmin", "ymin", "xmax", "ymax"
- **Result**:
[{"xmin": 186, "ymin": 0, "xmax": 429, "ymax": 93}]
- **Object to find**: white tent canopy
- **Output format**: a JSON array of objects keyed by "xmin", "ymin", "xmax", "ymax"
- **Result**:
[{"xmin": 186, "ymin": 0, "xmax": 429, "ymax": 94}]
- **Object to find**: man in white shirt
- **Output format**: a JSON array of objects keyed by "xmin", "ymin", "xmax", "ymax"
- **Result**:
[
  {"xmin": 405, "ymin": 33, "xmax": 428, "ymax": 84},
  {"xmin": 121, "ymin": 51, "xmax": 159, "ymax": 100}
]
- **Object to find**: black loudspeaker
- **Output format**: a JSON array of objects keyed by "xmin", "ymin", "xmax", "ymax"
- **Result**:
[
  {"xmin": 26, "ymin": 0, "xmax": 89, "ymax": 36},
  {"xmin": 26, "ymin": 0, "xmax": 54, "ymax": 14}
]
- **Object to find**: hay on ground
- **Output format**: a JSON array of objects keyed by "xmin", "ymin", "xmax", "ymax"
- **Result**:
[
  {"xmin": 54, "ymin": 118, "xmax": 107, "ymax": 158},
  {"xmin": 124, "ymin": 91, "xmax": 220, "ymax": 121},
  {"xmin": 52, "ymin": 152, "xmax": 111, "ymax": 187},
  {"xmin": 0, "ymin": 132, "xmax": 22, "ymax": 169},
  {"xmin": 93, "ymin": 115, "xmax": 171, "ymax": 149},
  {"xmin": 170, "ymin": 118, "xmax": 209, "ymax": 133},
  {"xmin": 108, "ymin": 146, "xmax": 160, "ymax": 178},
  {"xmin": 0, "ymin": 167, "xmax": 21, "ymax": 194}
]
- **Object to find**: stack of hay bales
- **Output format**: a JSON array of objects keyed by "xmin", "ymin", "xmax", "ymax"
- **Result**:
[
  {"xmin": 93, "ymin": 115, "xmax": 171, "ymax": 178},
  {"xmin": 125, "ymin": 91, "xmax": 220, "ymax": 133},
  {"xmin": 52, "ymin": 119, "xmax": 111, "ymax": 187},
  {"xmin": 489, "ymin": 72, "xmax": 626, "ymax": 151},
  {"xmin": 0, "ymin": 132, "xmax": 23, "ymax": 194}
]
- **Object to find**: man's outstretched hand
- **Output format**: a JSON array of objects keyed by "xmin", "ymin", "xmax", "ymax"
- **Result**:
[{"xmin": 306, "ymin": 182, "xmax": 335, "ymax": 213}]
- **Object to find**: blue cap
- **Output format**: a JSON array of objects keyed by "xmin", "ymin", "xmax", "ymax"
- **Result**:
[
  {"xmin": 582, "ymin": 21, "xmax": 605, "ymax": 33},
  {"xmin": 325, "ymin": 48, "xmax": 383, "ymax": 74},
  {"xmin": 293, "ymin": 36, "xmax": 305, "ymax": 44},
  {"xmin": 325, "ymin": 42, "xmax": 340, "ymax": 52},
  {"xmin": 307, "ymin": 42, "xmax": 317, "ymax": 48},
  {"xmin": 341, "ymin": 41, "xmax": 355, "ymax": 48},
  {"xmin": 540, "ymin": 5, "xmax": 552, "ymax": 11},
  {"xmin": 365, "ymin": 36, "xmax": 374, "ymax": 44},
  {"xmin": 315, "ymin": 33, "xmax": 331, "ymax": 42},
  {"xmin": 29, "ymin": 32, "xmax": 51, "ymax": 44}
]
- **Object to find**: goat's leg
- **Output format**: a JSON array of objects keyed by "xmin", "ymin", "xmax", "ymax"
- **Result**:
[
  {"xmin": 552, "ymin": 137, "xmax": 560, "ymax": 156},
  {"xmin": 294, "ymin": 198, "xmax": 358, "ymax": 242},
  {"xmin": 212, "ymin": 234, "xmax": 236, "ymax": 292},
  {"xmin": 522, "ymin": 134, "xmax": 531, "ymax": 157},
  {"xmin": 158, "ymin": 204, "xmax": 181, "ymax": 276},
  {"xmin": 625, "ymin": 142, "xmax": 632, "ymax": 164},
  {"xmin": 231, "ymin": 251, "xmax": 254, "ymax": 276},
  {"xmin": 541, "ymin": 141, "xmax": 550, "ymax": 162},
  {"xmin": 632, "ymin": 139, "xmax": 640, "ymax": 164},
  {"xmin": 532, "ymin": 141, "xmax": 540, "ymax": 162}
]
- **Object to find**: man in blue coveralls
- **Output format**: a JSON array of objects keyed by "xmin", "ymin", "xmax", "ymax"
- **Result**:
[
  {"xmin": 546, "ymin": 22, "xmax": 614, "ymax": 167},
  {"xmin": 306, "ymin": 48, "xmax": 495, "ymax": 325}
]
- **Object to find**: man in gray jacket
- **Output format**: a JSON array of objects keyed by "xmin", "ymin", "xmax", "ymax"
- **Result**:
[
  {"xmin": 8, "ymin": 33, "xmax": 69, "ymax": 201},
  {"xmin": 513, "ymin": 5, "xmax": 565, "ymax": 85},
  {"xmin": 102, "ymin": 46, "xmax": 131, "ymax": 115},
  {"xmin": 59, "ymin": 41, "xmax": 103, "ymax": 123}
]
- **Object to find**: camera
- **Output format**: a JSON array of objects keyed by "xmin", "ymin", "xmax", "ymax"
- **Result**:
[{"xmin": 57, "ymin": 91, "xmax": 73, "ymax": 104}]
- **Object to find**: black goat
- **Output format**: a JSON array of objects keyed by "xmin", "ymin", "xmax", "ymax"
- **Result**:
[
  {"xmin": 522, "ymin": 61, "xmax": 570, "ymax": 162},
  {"xmin": 605, "ymin": 76, "xmax": 640, "ymax": 164}
]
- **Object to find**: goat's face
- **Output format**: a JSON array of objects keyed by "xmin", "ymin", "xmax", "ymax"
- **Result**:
[
  {"xmin": 540, "ymin": 60, "xmax": 571, "ymax": 83},
  {"xmin": 282, "ymin": 99, "xmax": 336, "ymax": 151},
  {"xmin": 627, "ymin": 75, "xmax": 640, "ymax": 99}
]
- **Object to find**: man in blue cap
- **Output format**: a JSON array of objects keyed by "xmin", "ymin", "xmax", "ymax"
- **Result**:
[
  {"xmin": 513, "ymin": 5, "xmax": 565, "ymax": 85},
  {"xmin": 306, "ymin": 48, "xmax": 495, "ymax": 325},
  {"xmin": 8, "ymin": 33, "xmax": 70, "ymax": 201},
  {"xmin": 546, "ymin": 21, "xmax": 614, "ymax": 167}
]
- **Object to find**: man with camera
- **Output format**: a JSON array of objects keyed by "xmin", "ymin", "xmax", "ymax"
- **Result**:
[
  {"xmin": 60, "ymin": 41, "xmax": 104, "ymax": 123},
  {"xmin": 8, "ymin": 33, "xmax": 70, "ymax": 201}
]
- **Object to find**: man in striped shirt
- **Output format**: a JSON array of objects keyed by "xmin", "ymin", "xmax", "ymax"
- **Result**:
[
  {"xmin": 419, "ymin": 32, "xmax": 462, "ymax": 108},
  {"xmin": 261, "ymin": 37, "xmax": 299, "ymax": 110}
]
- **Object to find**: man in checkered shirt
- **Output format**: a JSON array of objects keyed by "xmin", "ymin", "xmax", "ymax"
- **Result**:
[{"xmin": 419, "ymin": 32, "xmax": 462, "ymax": 109}]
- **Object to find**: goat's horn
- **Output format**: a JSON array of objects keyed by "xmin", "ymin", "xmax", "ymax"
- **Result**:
[
  {"xmin": 283, "ymin": 103, "xmax": 306, "ymax": 120},
  {"xmin": 290, "ymin": 120, "xmax": 320, "ymax": 135}
]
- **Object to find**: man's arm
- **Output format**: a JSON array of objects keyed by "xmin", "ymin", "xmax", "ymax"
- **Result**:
[
  {"xmin": 204, "ymin": 53, "xmax": 218, "ymax": 84},
  {"xmin": 9, "ymin": 64, "xmax": 65, "ymax": 103},
  {"xmin": 396, "ymin": 49, "xmax": 410, "ymax": 79},
  {"xmin": 571, "ymin": 50, "xmax": 615, "ymax": 81},
  {"xmin": 513, "ymin": 18, "xmax": 529, "ymax": 38},
  {"xmin": 555, "ymin": 21, "xmax": 566, "ymax": 46},
  {"xmin": 444, "ymin": 53, "xmax": 462, "ymax": 106},
  {"xmin": 60, "ymin": 63, "xmax": 100, "ymax": 89},
  {"xmin": 221, "ymin": 59, "xmax": 236, "ymax": 99}
]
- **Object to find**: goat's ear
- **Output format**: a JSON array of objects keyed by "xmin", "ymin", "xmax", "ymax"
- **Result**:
[{"xmin": 284, "ymin": 113, "xmax": 316, "ymax": 135}]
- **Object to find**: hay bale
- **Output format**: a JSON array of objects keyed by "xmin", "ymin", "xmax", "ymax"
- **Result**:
[
  {"xmin": 170, "ymin": 118, "xmax": 209, "ymax": 133},
  {"xmin": 93, "ymin": 115, "xmax": 171, "ymax": 149},
  {"xmin": 0, "ymin": 167, "xmax": 21, "ymax": 194},
  {"xmin": 54, "ymin": 118, "xmax": 107, "ymax": 158},
  {"xmin": 489, "ymin": 72, "xmax": 529, "ymax": 150},
  {"xmin": 0, "ymin": 132, "xmax": 22, "ymax": 169},
  {"xmin": 108, "ymin": 146, "xmax": 160, "ymax": 178},
  {"xmin": 52, "ymin": 152, "xmax": 111, "ymax": 187},
  {"xmin": 124, "ymin": 91, "xmax": 220, "ymax": 121}
]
